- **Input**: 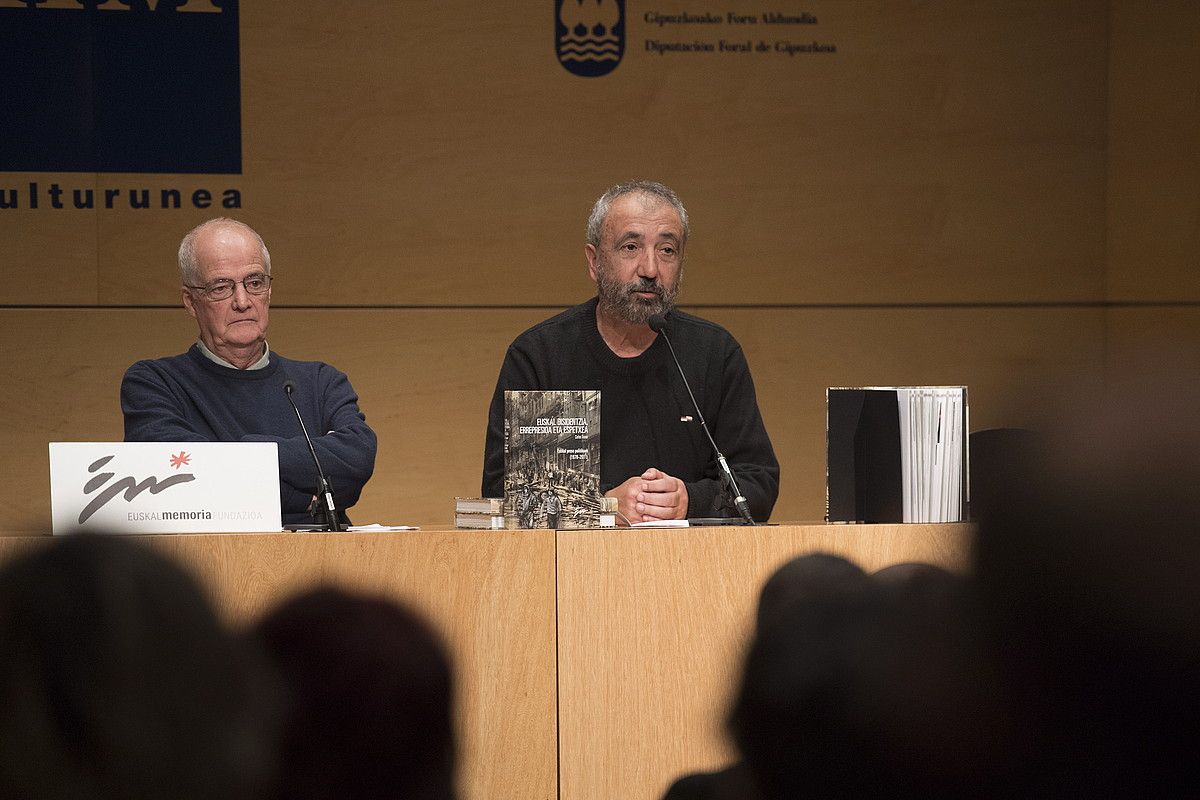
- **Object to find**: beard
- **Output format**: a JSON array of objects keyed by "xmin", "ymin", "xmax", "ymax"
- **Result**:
[{"xmin": 595, "ymin": 260, "xmax": 682, "ymax": 326}]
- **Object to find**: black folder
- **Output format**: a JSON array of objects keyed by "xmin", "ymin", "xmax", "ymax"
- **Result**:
[{"xmin": 826, "ymin": 388, "xmax": 904, "ymax": 523}]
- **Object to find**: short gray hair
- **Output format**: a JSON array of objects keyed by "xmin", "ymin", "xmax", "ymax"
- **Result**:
[
  {"xmin": 178, "ymin": 218, "xmax": 271, "ymax": 286},
  {"xmin": 586, "ymin": 181, "xmax": 690, "ymax": 248}
]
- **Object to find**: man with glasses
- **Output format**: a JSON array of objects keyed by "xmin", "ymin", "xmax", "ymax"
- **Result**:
[{"xmin": 121, "ymin": 218, "xmax": 377, "ymax": 526}]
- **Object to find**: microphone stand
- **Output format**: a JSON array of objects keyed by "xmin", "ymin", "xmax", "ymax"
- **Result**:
[
  {"xmin": 649, "ymin": 314, "xmax": 755, "ymax": 525},
  {"xmin": 283, "ymin": 381, "xmax": 343, "ymax": 532}
]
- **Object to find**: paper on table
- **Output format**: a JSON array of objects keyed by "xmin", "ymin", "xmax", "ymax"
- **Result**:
[{"xmin": 346, "ymin": 524, "xmax": 420, "ymax": 532}]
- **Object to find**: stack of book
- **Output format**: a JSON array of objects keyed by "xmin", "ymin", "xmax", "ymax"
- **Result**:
[
  {"xmin": 826, "ymin": 386, "xmax": 969, "ymax": 523},
  {"xmin": 896, "ymin": 387, "xmax": 967, "ymax": 523},
  {"xmin": 454, "ymin": 497, "xmax": 505, "ymax": 529},
  {"xmin": 597, "ymin": 496, "xmax": 617, "ymax": 528}
]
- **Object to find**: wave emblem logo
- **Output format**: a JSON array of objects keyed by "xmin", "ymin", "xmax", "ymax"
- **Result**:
[{"xmin": 556, "ymin": 0, "xmax": 624, "ymax": 77}]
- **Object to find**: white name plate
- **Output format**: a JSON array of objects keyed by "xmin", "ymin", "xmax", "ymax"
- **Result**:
[{"xmin": 49, "ymin": 442, "xmax": 283, "ymax": 534}]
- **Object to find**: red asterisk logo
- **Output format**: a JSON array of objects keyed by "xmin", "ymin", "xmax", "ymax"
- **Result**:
[{"xmin": 169, "ymin": 451, "xmax": 191, "ymax": 470}]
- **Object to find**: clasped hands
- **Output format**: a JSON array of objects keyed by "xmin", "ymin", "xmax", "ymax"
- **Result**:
[{"xmin": 606, "ymin": 468, "xmax": 688, "ymax": 526}]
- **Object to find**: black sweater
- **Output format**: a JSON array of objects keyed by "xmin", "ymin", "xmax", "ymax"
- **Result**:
[{"xmin": 482, "ymin": 299, "xmax": 779, "ymax": 521}]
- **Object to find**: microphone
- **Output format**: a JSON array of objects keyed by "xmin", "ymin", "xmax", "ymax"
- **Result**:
[
  {"xmin": 282, "ymin": 380, "xmax": 342, "ymax": 532},
  {"xmin": 648, "ymin": 313, "xmax": 755, "ymax": 525}
]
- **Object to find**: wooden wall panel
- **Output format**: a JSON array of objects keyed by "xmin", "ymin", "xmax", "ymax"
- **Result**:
[
  {"xmin": 1107, "ymin": 1, "xmax": 1200, "ymax": 301},
  {"xmin": 1, "ymin": 1, "xmax": 1107, "ymax": 306},
  {"xmin": 0, "ymin": 309, "xmax": 186, "ymax": 533},
  {"xmin": 1104, "ymin": 307, "xmax": 1200, "ymax": 391},
  {"xmin": 556, "ymin": 523, "xmax": 972, "ymax": 800},
  {"xmin": 0, "ymin": 175, "xmax": 99, "ymax": 305},
  {"xmin": 1, "ymin": 305, "xmax": 1102, "ymax": 532}
]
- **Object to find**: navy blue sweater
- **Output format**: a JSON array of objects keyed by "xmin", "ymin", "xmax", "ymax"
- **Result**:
[{"xmin": 121, "ymin": 345, "xmax": 377, "ymax": 524}]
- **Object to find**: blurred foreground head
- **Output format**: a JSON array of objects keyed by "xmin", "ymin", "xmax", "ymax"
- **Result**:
[
  {"xmin": 730, "ymin": 562, "xmax": 1000, "ymax": 799},
  {"xmin": 973, "ymin": 374, "xmax": 1200, "ymax": 795},
  {"xmin": 254, "ymin": 586, "xmax": 457, "ymax": 800},
  {"xmin": 754, "ymin": 552, "xmax": 868, "ymax": 632},
  {"xmin": 729, "ymin": 552, "xmax": 1009, "ymax": 798},
  {"xmin": 0, "ymin": 535, "xmax": 279, "ymax": 800}
]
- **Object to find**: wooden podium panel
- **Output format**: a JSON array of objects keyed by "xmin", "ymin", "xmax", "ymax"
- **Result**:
[
  {"xmin": 1, "ymin": 523, "xmax": 971, "ymax": 800},
  {"xmin": 0, "ymin": 529, "xmax": 558, "ymax": 800},
  {"xmin": 554, "ymin": 523, "xmax": 972, "ymax": 800}
]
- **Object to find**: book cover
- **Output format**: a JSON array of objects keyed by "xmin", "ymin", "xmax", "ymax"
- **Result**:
[{"xmin": 503, "ymin": 390, "xmax": 601, "ymax": 529}]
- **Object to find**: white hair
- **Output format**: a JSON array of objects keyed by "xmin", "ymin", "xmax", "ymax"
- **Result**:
[
  {"xmin": 586, "ymin": 180, "xmax": 689, "ymax": 247},
  {"xmin": 178, "ymin": 218, "xmax": 271, "ymax": 286}
]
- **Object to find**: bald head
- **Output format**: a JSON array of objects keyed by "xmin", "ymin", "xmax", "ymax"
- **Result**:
[{"xmin": 179, "ymin": 218, "xmax": 271, "ymax": 287}]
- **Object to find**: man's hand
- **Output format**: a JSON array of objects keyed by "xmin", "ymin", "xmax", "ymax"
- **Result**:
[{"xmin": 605, "ymin": 468, "xmax": 688, "ymax": 525}]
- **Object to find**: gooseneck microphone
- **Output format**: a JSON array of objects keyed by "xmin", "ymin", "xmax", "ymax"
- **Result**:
[
  {"xmin": 283, "ymin": 380, "xmax": 342, "ymax": 532},
  {"xmin": 648, "ymin": 313, "xmax": 755, "ymax": 525}
]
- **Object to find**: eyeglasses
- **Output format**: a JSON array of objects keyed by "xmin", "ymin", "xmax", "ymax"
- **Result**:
[{"xmin": 185, "ymin": 273, "xmax": 273, "ymax": 301}]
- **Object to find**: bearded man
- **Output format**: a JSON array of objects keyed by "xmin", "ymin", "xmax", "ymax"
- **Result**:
[{"xmin": 481, "ymin": 181, "xmax": 778, "ymax": 524}]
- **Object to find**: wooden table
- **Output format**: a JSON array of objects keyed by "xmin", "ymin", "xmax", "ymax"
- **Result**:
[
  {"xmin": 0, "ymin": 522, "xmax": 971, "ymax": 800},
  {"xmin": 555, "ymin": 522, "xmax": 972, "ymax": 799}
]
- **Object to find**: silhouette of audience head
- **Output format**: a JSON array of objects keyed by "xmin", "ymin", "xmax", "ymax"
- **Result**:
[
  {"xmin": 663, "ymin": 554, "xmax": 868, "ymax": 800},
  {"xmin": 254, "ymin": 586, "xmax": 457, "ymax": 800},
  {"xmin": 0, "ymin": 534, "xmax": 279, "ymax": 800},
  {"xmin": 729, "ymin": 554, "xmax": 1004, "ymax": 799},
  {"xmin": 754, "ymin": 551, "xmax": 868, "ymax": 632},
  {"xmin": 725, "ymin": 553, "xmax": 879, "ymax": 798}
]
